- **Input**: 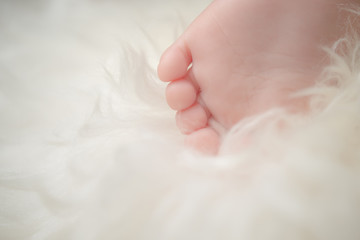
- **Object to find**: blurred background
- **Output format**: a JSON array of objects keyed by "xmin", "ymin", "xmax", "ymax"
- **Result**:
[
  {"xmin": 0, "ymin": 0, "xmax": 210, "ymax": 144},
  {"xmin": 0, "ymin": 1, "xmax": 212, "ymax": 238}
]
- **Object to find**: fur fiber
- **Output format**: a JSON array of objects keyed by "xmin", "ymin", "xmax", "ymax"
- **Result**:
[{"xmin": 1, "ymin": 0, "xmax": 360, "ymax": 239}]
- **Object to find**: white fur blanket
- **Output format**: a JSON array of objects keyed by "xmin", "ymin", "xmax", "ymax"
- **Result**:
[{"xmin": 1, "ymin": 0, "xmax": 360, "ymax": 239}]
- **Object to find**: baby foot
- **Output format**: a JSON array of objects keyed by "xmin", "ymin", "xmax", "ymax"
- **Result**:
[{"xmin": 158, "ymin": 0, "xmax": 353, "ymax": 154}]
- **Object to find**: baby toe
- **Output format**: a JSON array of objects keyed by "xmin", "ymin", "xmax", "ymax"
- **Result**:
[
  {"xmin": 185, "ymin": 127, "xmax": 220, "ymax": 155},
  {"xmin": 176, "ymin": 104, "xmax": 208, "ymax": 134},
  {"xmin": 166, "ymin": 79, "xmax": 197, "ymax": 110}
]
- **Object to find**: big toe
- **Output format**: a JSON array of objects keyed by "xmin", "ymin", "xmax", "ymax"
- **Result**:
[{"xmin": 158, "ymin": 38, "xmax": 192, "ymax": 82}]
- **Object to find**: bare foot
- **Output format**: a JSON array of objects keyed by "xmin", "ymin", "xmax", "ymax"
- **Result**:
[{"xmin": 158, "ymin": 0, "xmax": 354, "ymax": 154}]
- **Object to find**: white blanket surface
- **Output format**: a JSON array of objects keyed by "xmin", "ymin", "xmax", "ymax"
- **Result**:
[{"xmin": 1, "ymin": 1, "xmax": 360, "ymax": 239}]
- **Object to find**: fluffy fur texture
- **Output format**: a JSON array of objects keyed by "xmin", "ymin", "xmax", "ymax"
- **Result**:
[{"xmin": 1, "ymin": 0, "xmax": 360, "ymax": 239}]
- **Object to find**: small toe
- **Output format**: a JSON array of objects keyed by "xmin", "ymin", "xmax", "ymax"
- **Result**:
[
  {"xmin": 166, "ymin": 79, "xmax": 197, "ymax": 110},
  {"xmin": 185, "ymin": 127, "xmax": 220, "ymax": 155},
  {"xmin": 176, "ymin": 104, "xmax": 208, "ymax": 134},
  {"xmin": 158, "ymin": 39, "xmax": 192, "ymax": 82}
]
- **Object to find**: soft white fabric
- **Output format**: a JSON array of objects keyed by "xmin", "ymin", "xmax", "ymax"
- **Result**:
[{"xmin": 1, "ymin": 0, "xmax": 360, "ymax": 239}]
